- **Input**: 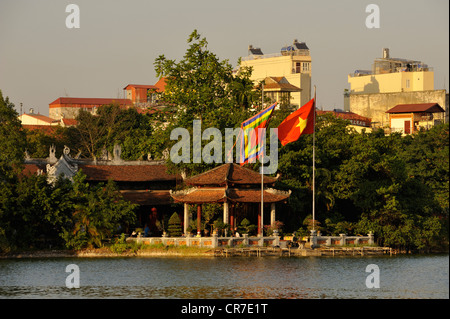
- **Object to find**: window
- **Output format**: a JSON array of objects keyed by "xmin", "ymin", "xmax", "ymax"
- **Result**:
[
  {"xmin": 302, "ymin": 62, "xmax": 310, "ymax": 72},
  {"xmin": 406, "ymin": 79, "xmax": 410, "ymax": 88},
  {"xmin": 295, "ymin": 62, "xmax": 301, "ymax": 73}
]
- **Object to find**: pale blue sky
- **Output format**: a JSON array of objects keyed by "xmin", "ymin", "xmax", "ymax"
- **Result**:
[{"xmin": 0, "ymin": 0, "xmax": 448, "ymax": 115}]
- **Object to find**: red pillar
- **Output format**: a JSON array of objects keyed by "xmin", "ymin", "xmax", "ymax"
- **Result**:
[
  {"xmin": 257, "ymin": 203, "xmax": 261, "ymax": 236},
  {"xmin": 197, "ymin": 204, "xmax": 202, "ymax": 236},
  {"xmin": 230, "ymin": 204, "xmax": 235, "ymax": 232}
]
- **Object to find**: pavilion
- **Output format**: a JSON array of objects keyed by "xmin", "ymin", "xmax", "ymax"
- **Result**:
[{"xmin": 170, "ymin": 163, "xmax": 291, "ymax": 236}]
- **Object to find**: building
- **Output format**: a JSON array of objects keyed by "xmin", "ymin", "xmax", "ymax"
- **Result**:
[
  {"xmin": 261, "ymin": 77, "xmax": 301, "ymax": 109},
  {"xmin": 123, "ymin": 84, "xmax": 158, "ymax": 106},
  {"xmin": 170, "ymin": 163, "xmax": 291, "ymax": 236},
  {"xmin": 345, "ymin": 48, "xmax": 448, "ymax": 127},
  {"xmin": 19, "ymin": 111, "xmax": 78, "ymax": 132},
  {"xmin": 23, "ymin": 146, "xmax": 291, "ymax": 238},
  {"xmin": 123, "ymin": 78, "xmax": 167, "ymax": 106},
  {"xmin": 385, "ymin": 103, "xmax": 445, "ymax": 135},
  {"xmin": 238, "ymin": 39, "xmax": 312, "ymax": 108},
  {"xmin": 24, "ymin": 144, "xmax": 182, "ymax": 235},
  {"xmin": 347, "ymin": 48, "xmax": 434, "ymax": 94},
  {"xmin": 49, "ymin": 97, "xmax": 133, "ymax": 120},
  {"xmin": 19, "ymin": 112, "xmax": 59, "ymax": 126},
  {"xmin": 317, "ymin": 110, "xmax": 372, "ymax": 133}
]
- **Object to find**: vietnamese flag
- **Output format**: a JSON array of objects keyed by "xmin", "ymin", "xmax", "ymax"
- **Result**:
[{"xmin": 277, "ymin": 98, "xmax": 315, "ymax": 146}]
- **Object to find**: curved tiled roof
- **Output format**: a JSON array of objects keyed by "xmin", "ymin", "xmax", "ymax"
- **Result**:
[
  {"xmin": 170, "ymin": 187, "xmax": 291, "ymax": 204},
  {"xmin": 81, "ymin": 164, "xmax": 179, "ymax": 182},
  {"xmin": 184, "ymin": 163, "xmax": 277, "ymax": 186}
]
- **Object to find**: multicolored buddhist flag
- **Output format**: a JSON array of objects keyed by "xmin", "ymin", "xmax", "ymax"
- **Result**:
[
  {"xmin": 277, "ymin": 98, "xmax": 315, "ymax": 146},
  {"xmin": 240, "ymin": 102, "xmax": 277, "ymax": 165}
]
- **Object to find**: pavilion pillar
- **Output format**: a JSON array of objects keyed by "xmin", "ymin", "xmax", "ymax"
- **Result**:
[
  {"xmin": 230, "ymin": 204, "xmax": 235, "ymax": 231},
  {"xmin": 183, "ymin": 203, "xmax": 190, "ymax": 236},
  {"xmin": 270, "ymin": 203, "xmax": 276, "ymax": 227},
  {"xmin": 258, "ymin": 203, "xmax": 262, "ymax": 237},
  {"xmin": 197, "ymin": 204, "xmax": 202, "ymax": 237},
  {"xmin": 223, "ymin": 200, "xmax": 229, "ymax": 225}
]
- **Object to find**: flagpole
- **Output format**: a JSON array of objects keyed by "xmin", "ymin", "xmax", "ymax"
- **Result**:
[
  {"xmin": 312, "ymin": 86, "xmax": 316, "ymax": 233},
  {"xmin": 260, "ymin": 81, "xmax": 264, "ymax": 237}
]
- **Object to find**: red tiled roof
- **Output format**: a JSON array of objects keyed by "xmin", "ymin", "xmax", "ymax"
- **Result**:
[
  {"xmin": 81, "ymin": 164, "xmax": 180, "ymax": 182},
  {"xmin": 21, "ymin": 113, "xmax": 58, "ymax": 124},
  {"xmin": 386, "ymin": 103, "xmax": 444, "ymax": 113},
  {"xmin": 170, "ymin": 187, "xmax": 290, "ymax": 204},
  {"xmin": 123, "ymin": 84, "xmax": 158, "ymax": 90},
  {"xmin": 185, "ymin": 163, "xmax": 277, "ymax": 186},
  {"xmin": 49, "ymin": 97, "xmax": 132, "ymax": 106},
  {"xmin": 121, "ymin": 190, "xmax": 172, "ymax": 205},
  {"xmin": 171, "ymin": 188, "xmax": 226, "ymax": 204},
  {"xmin": 258, "ymin": 77, "xmax": 301, "ymax": 92},
  {"xmin": 22, "ymin": 163, "xmax": 46, "ymax": 176},
  {"xmin": 317, "ymin": 110, "xmax": 371, "ymax": 127},
  {"xmin": 227, "ymin": 188, "xmax": 290, "ymax": 203}
]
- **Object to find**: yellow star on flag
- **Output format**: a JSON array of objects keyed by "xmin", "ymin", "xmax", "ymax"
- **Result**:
[{"xmin": 296, "ymin": 116, "xmax": 308, "ymax": 134}]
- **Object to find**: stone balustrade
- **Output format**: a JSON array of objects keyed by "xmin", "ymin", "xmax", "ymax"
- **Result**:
[
  {"xmin": 310, "ymin": 231, "xmax": 375, "ymax": 248},
  {"xmin": 127, "ymin": 234, "xmax": 280, "ymax": 248}
]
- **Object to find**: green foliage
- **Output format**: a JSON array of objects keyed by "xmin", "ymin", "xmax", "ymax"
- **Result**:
[
  {"xmin": 61, "ymin": 172, "xmax": 137, "ymax": 249},
  {"xmin": 109, "ymin": 234, "xmax": 129, "ymax": 254},
  {"xmin": 276, "ymin": 115, "xmax": 448, "ymax": 251},
  {"xmin": 0, "ymin": 90, "xmax": 27, "ymax": 182},
  {"xmin": 167, "ymin": 212, "xmax": 182, "ymax": 237},
  {"xmin": 154, "ymin": 30, "xmax": 256, "ymax": 176},
  {"xmin": 238, "ymin": 218, "xmax": 257, "ymax": 235}
]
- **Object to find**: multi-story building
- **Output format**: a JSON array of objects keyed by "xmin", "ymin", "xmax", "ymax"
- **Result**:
[
  {"xmin": 123, "ymin": 78, "xmax": 166, "ymax": 107},
  {"xmin": 49, "ymin": 97, "xmax": 132, "ymax": 120},
  {"xmin": 345, "ymin": 48, "xmax": 448, "ymax": 127},
  {"xmin": 238, "ymin": 39, "xmax": 312, "ymax": 108}
]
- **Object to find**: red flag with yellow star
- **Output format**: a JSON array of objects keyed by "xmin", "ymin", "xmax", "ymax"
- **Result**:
[{"xmin": 277, "ymin": 98, "xmax": 315, "ymax": 146}]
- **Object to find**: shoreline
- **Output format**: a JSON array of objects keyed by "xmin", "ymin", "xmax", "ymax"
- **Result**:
[{"xmin": 1, "ymin": 246, "xmax": 448, "ymax": 259}]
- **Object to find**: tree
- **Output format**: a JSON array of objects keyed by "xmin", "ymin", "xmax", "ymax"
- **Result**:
[
  {"xmin": 61, "ymin": 172, "xmax": 137, "ymax": 249},
  {"xmin": 72, "ymin": 104, "xmax": 144, "ymax": 159},
  {"xmin": 0, "ymin": 90, "xmax": 27, "ymax": 181},
  {"xmin": 167, "ymin": 212, "xmax": 182, "ymax": 237},
  {"xmin": 154, "ymin": 30, "xmax": 256, "ymax": 175},
  {"xmin": 0, "ymin": 90, "xmax": 28, "ymax": 252}
]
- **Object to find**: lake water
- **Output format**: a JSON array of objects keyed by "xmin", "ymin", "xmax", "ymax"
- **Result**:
[{"xmin": 0, "ymin": 254, "xmax": 448, "ymax": 299}]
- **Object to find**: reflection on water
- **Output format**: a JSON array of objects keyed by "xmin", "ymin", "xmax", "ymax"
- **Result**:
[{"xmin": 0, "ymin": 255, "xmax": 448, "ymax": 299}]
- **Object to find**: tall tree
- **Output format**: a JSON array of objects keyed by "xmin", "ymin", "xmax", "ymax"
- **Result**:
[
  {"xmin": 0, "ymin": 90, "xmax": 27, "ymax": 181},
  {"xmin": 154, "ymin": 30, "xmax": 257, "ymax": 175},
  {"xmin": 72, "ymin": 104, "xmax": 143, "ymax": 159}
]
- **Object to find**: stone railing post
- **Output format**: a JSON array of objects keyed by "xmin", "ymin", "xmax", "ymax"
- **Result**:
[
  {"xmin": 243, "ymin": 234, "xmax": 249, "ymax": 247},
  {"xmin": 339, "ymin": 234, "xmax": 346, "ymax": 246},
  {"xmin": 368, "ymin": 231, "xmax": 374, "ymax": 245},
  {"xmin": 274, "ymin": 235, "xmax": 280, "ymax": 247},
  {"xmin": 310, "ymin": 230, "xmax": 317, "ymax": 249},
  {"xmin": 186, "ymin": 233, "xmax": 191, "ymax": 247},
  {"xmin": 212, "ymin": 233, "xmax": 218, "ymax": 248}
]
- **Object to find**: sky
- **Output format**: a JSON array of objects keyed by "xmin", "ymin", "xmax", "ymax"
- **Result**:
[{"xmin": 0, "ymin": 0, "xmax": 448, "ymax": 115}]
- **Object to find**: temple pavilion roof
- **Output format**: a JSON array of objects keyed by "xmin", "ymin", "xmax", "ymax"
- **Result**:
[
  {"xmin": 170, "ymin": 187, "xmax": 291, "ymax": 204},
  {"xmin": 184, "ymin": 163, "xmax": 278, "ymax": 187}
]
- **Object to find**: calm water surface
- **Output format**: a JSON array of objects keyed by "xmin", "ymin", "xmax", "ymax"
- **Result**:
[{"xmin": 0, "ymin": 255, "xmax": 448, "ymax": 299}]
